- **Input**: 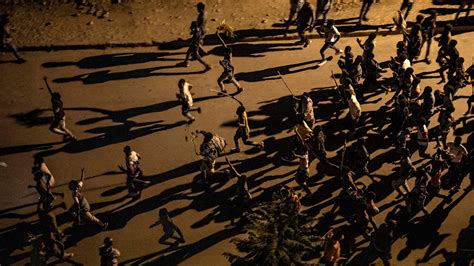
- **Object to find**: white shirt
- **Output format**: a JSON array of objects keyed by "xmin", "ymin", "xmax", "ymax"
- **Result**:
[
  {"xmin": 401, "ymin": 58, "xmax": 411, "ymax": 70},
  {"xmin": 180, "ymin": 82, "xmax": 193, "ymax": 107},
  {"xmin": 447, "ymin": 142, "xmax": 468, "ymax": 163},
  {"xmin": 302, "ymin": 98, "xmax": 314, "ymax": 121},
  {"xmin": 348, "ymin": 94, "xmax": 361, "ymax": 120},
  {"xmin": 416, "ymin": 125, "xmax": 428, "ymax": 146}
]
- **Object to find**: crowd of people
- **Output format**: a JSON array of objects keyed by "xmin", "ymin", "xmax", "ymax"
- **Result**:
[{"xmin": 1, "ymin": 0, "xmax": 473, "ymax": 265}]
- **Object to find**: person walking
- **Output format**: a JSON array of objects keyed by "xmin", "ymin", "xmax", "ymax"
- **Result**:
[
  {"xmin": 295, "ymin": 0, "xmax": 315, "ymax": 48},
  {"xmin": 177, "ymin": 79, "xmax": 201, "ymax": 123},
  {"xmin": 99, "ymin": 237, "xmax": 121, "ymax": 266}
]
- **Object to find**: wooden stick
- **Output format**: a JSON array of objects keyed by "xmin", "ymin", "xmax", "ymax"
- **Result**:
[
  {"xmin": 277, "ymin": 70, "xmax": 294, "ymax": 96},
  {"xmin": 210, "ymin": 89, "xmax": 244, "ymax": 106}
]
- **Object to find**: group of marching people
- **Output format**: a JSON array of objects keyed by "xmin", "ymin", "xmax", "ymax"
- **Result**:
[{"xmin": 5, "ymin": 1, "xmax": 474, "ymax": 265}]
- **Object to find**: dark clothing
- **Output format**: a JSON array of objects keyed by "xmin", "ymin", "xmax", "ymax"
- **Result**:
[
  {"xmin": 359, "ymin": 0, "xmax": 374, "ymax": 20},
  {"xmin": 400, "ymin": 0, "xmax": 414, "ymax": 19},
  {"xmin": 99, "ymin": 245, "xmax": 120, "ymax": 266},
  {"xmin": 196, "ymin": 11, "xmax": 207, "ymax": 36},
  {"xmin": 297, "ymin": 2, "xmax": 315, "ymax": 26}
]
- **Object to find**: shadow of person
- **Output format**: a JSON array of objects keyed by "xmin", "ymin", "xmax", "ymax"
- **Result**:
[
  {"xmin": 42, "ymin": 52, "xmax": 185, "ymax": 69},
  {"xmin": 53, "ymin": 64, "xmax": 203, "ymax": 85},
  {"xmin": 235, "ymin": 58, "xmax": 331, "ymax": 83},
  {"xmin": 208, "ymin": 42, "xmax": 302, "ymax": 58},
  {"xmin": 397, "ymin": 189, "xmax": 471, "ymax": 262}
]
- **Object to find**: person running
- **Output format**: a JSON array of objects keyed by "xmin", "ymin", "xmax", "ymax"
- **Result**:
[
  {"xmin": 68, "ymin": 168, "xmax": 108, "ymax": 229},
  {"xmin": 122, "ymin": 146, "xmax": 150, "ymax": 198},
  {"xmin": 0, "ymin": 13, "xmax": 25, "ymax": 63},
  {"xmin": 317, "ymin": 19, "xmax": 342, "ymax": 64},
  {"xmin": 150, "ymin": 208, "xmax": 185, "ymax": 246},
  {"xmin": 194, "ymin": 130, "xmax": 228, "ymax": 184},
  {"xmin": 182, "ymin": 21, "xmax": 212, "ymax": 72},
  {"xmin": 99, "ymin": 237, "xmax": 120, "ymax": 266},
  {"xmin": 231, "ymin": 105, "xmax": 264, "ymax": 152},
  {"xmin": 295, "ymin": 0, "xmax": 315, "ymax": 48},
  {"xmin": 216, "ymin": 31, "xmax": 244, "ymax": 94},
  {"xmin": 44, "ymin": 77, "xmax": 77, "ymax": 142},
  {"xmin": 177, "ymin": 79, "xmax": 201, "ymax": 123}
]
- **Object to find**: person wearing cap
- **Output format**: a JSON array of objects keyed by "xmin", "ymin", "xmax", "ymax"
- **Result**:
[
  {"xmin": 68, "ymin": 168, "xmax": 108, "ymax": 230},
  {"xmin": 231, "ymin": 105, "xmax": 264, "ymax": 153},
  {"xmin": 99, "ymin": 237, "xmax": 121, "ymax": 266}
]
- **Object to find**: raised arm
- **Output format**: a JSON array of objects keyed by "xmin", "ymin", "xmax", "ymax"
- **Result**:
[
  {"xmin": 216, "ymin": 32, "xmax": 227, "ymax": 49},
  {"xmin": 43, "ymin": 76, "xmax": 54, "ymax": 96},
  {"xmin": 80, "ymin": 168, "xmax": 85, "ymax": 183}
]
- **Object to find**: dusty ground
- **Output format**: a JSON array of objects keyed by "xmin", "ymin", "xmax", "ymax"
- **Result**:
[
  {"xmin": 1, "ymin": 0, "xmax": 471, "ymax": 47},
  {"xmin": 0, "ymin": 30, "xmax": 473, "ymax": 265}
]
